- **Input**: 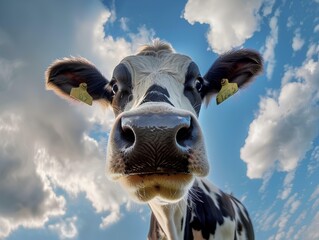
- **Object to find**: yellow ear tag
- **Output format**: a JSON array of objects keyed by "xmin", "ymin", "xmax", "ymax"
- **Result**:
[
  {"xmin": 70, "ymin": 83, "xmax": 93, "ymax": 106},
  {"xmin": 216, "ymin": 79, "xmax": 238, "ymax": 105}
]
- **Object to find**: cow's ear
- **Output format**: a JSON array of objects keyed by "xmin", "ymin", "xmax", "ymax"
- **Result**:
[
  {"xmin": 201, "ymin": 49, "xmax": 263, "ymax": 103},
  {"xmin": 45, "ymin": 57, "xmax": 112, "ymax": 105}
]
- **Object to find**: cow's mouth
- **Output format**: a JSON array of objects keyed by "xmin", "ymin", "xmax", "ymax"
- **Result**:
[
  {"xmin": 125, "ymin": 169, "xmax": 190, "ymax": 176},
  {"xmin": 118, "ymin": 173, "xmax": 194, "ymax": 203}
]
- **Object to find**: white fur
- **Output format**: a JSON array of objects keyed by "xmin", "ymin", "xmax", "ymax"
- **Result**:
[{"xmin": 121, "ymin": 53, "xmax": 196, "ymax": 115}]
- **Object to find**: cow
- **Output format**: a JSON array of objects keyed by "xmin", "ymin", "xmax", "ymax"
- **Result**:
[{"xmin": 45, "ymin": 41, "xmax": 262, "ymax": 240}]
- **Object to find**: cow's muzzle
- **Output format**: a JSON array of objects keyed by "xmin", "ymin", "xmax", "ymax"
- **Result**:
[{"xmin": 107, "ymin": 105, "xmax": 208, "ymax": 179}]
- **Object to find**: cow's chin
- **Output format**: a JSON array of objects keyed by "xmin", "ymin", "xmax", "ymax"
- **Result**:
[{"xmin": 118, "ymin": 173, "xmax": 194, "ymax": 203}]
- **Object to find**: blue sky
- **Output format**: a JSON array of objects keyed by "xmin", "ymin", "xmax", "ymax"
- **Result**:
[{"xmin": 0, "ymin": 0, "xmax": 318, "ymax": 239}]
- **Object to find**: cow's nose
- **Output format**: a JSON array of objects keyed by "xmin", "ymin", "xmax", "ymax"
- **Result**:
[
  {"xmin": 112, "ymin": 113, "xmax": 199, "ymax": 175},
  {"xmin": 120, "ymin": 114, "xmax": 193, "ymax": 150}
]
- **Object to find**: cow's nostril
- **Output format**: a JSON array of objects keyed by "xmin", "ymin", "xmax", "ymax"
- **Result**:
[
  {"xmin": 176, "ymin": 119, "xmax": 193, "ymax": 149},
  {"xmin": 120, "ymin": 125, "xmax": 135, "ymax": 148}
]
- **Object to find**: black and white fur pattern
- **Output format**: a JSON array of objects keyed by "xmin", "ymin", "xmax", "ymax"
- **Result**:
[
  {"xmin": 148, "ymin": 179, "xmax": 254, "ymax": 240},
  {"xmin": 45, "ymin": 41, "xmax": 262, "ymax": 240}
]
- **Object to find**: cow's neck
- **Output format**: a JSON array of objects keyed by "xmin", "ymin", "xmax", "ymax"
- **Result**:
[{"xmin": 148, "ymin": 196, "xmax": 187, "ymax": 240}]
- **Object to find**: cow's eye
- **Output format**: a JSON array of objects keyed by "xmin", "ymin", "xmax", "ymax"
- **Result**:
[
  {"xmin": 195, "ymin": 78, "xmax": 203, "ymax": 92},
  {"xmin": 112, "ymin": 83, "xmax": 119, "ymax": 94}
]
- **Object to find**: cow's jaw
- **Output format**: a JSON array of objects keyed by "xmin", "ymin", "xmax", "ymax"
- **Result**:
[{"xmin": 106, "ymin": 103, "xmax": 209, "ymax": 203}]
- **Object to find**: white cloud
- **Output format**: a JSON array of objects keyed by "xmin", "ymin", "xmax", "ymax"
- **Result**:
[
  {"xmin": 0, "ymin": 58, "xmax": 22, "ymax": 92},
  {"xmin": 294, "ymin": 212, "xmax": 319, "ymax": 240},
  {"xmin": 255, "ymin": 205, "xmax": 277, "ymax": 232},
  {"xmin": 49, "ymin": 216, "xmax": 78, "ymax": 239},
  {"xmin": 262, "ymin": 0, "xmax": 275, "ymax": 16},
  {"xmin": 309, "ymin": 185, "xmax": 319, "ymax": 201},
  {"xmin": 129, "ymin": 26, "xmax": 155, "ymax": 53},
  {"xmin": 289, "ymin": 199, "xmax": 301, "ymax": 214},
  {"xmin": 294, "ymin": 210, "xmax": 307, "ymax": 225},
  {"xmin": 287, "ymin": 16, "xmax": 294, "ymax": 28},
  {"xmin": 0, "ymin": 0, "xmax": 155, "ymax": 238},
  {"xmin": 278, "ymin": 171, "xmax": 295, "ymax": 200},
  {"xmin": 240, "ymin": 193, "xmax": 248, "ymax": 203},
  {"xmin": 312, "ymin": 198, "xmax": 319, "ymax": 210},
  {"xmin": 262, "ymin": 9, "xmax": 280, "ymax": 79},
  {"xmin": 304, "ymin": 212, "xmax": 319, "ymax": 240},
  {"xmin": 74, "ymin": 8, "xmax": 154, "ymax": 79},
  {"xmin": 120, "ymin": 17, "xmax": 130, "ymax": 32},
  {"xmin": 307, "ymin": 43, "xmax": 319, "ymax": 59},
  {"xmin": 292, "ymin": 29, "xmax": 305, "ymax": 52},
  {"xmin": 0, "ymin": 113, "xmax": 65, "ymax": 238},
  {"xmin": 308, "ymin": 148, "xmax": 319, "ymax": 172},
  {"xmin": 100, "ymin": 210, "xmax": 122, "ymax": 229},
  {"xmin": 256, "ymin": 186, "xmax": 319, "ymax": 240},
  {"xmin": 271, "ymin": 193, "xmax": 301, "ymax": 239},
  {"xmin": 183, "ymin": 0, "xmax": 264, "ymax": 54},
  {"xmin": 255, "ymin": 208, "xmax": 277, "ymax": 239},
  {"xmin": 241, "ymin": 43, "xmax": 319, "ymax": 179},
  {"xmin": 258, "ymin": 170, "xmax": 274, "ymax": 193}
]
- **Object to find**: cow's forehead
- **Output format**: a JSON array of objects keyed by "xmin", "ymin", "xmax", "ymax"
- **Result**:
[
  {"xmin": 120, "ymin": 53, "xmax": 193, "ymax": 84},
  {"xmin": 117, "ymin": 52, "xmax": 199, "ymax": 114}
]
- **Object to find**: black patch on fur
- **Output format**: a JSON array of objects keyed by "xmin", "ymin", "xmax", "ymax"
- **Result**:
[
  {"xmin": 202, "ymin": 181, "xmax": 211, "ymax": 193},
  {"xmin": 145, "ymin": 85, "xmax": 170, "ymax": 98},
  {"xmin": 146, "ymin": 183, "xmax": 254, "ymax": 240},
  {"xmin": 184, "ymin": 185, "xmax": 245, "ymax": 240},
  {"xmin": 237, "ymin": 221, "xmax": 243, "ymax": 233},
  {"xmin": 184, "ymin": 62, "xmax": 202, "ymax": 115},
  {"xmin": 141, "ymin": 85, "xmax": 174, "ymax": 106},
  {"xmin": 217, "ymin": 192, "xmax": 235, "ymax": 221},
  {"xmin": 231, "ymin": 196, "xmax": 255, "ymax": 240},
  {"xmin": 110, "ymin": 63, "xmax": 132, "ymax": 116},
  {"xmin": 184, "ymin": 186, "xmax": 223, "ymax": 239}
]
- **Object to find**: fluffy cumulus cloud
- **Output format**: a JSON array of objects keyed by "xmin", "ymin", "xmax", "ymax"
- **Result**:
[
  {"xmin": 183, "ymin": 0, "xmax": 280, "ymax": 78},
  {"xmin": 0, "ymin": 0, "xmax": 154, "ymax": 238},
  {"xmin": 0, "ymin": 113, "xmax": 66, "ymax": 238},
  {"xmin": 183, "ymin": 0, "xmax": 274, "ymax": 53},
  {"xmin": 240, "ymin": 43, "xmax": 319, "ymax": 179}
]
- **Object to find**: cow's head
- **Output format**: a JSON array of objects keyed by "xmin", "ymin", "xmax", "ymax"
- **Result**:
[{"xmin": 46, "ymin": 41, "xmax": 262, "ymax": 204}]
